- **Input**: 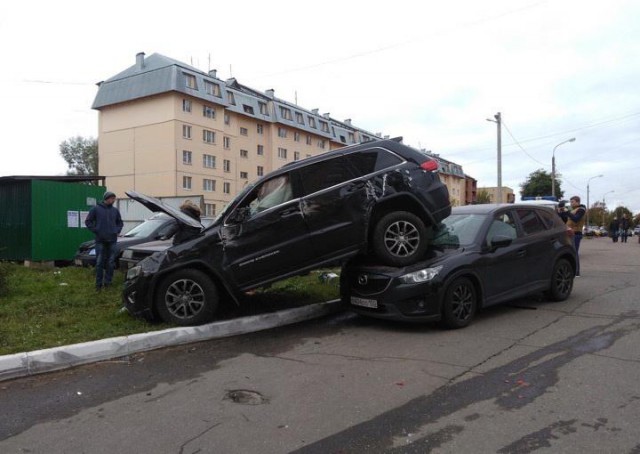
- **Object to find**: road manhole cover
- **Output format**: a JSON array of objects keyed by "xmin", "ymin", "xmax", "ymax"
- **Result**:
[{"xmin": 224, "ymin": 389, "xmax": 269, "ymax": 405}]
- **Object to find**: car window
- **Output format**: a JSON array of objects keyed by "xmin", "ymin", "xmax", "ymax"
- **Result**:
[
  {"xmin": 123, "ymin": 218, "xmax": 172, "ymax": 237},
  {"xmin": 432, "ymin": 213, "xmax": 487, "ymax": 247},
  {"xmin": 536, "ymin": 208, "xmax": 561, "ymax": 229},
  {"xmin": 346, "ymin": 149, "xmax": 403, "ymax": 176},
  {"xmin": 298, "ymin": 156, "xmax": 354, "ymax": 195},
  {"xmin": 242, "ymin": 174, "xmax": 294, "ymax": 216},
  {"xmin": 515, "ymin": 209, "xmax": 547, "ymax": 235},
  {"xmin": 486, "ymin": 212, "xmax": 518, "ymax": 242}
]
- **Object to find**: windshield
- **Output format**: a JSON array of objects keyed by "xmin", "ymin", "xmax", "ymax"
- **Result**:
[
  {"xmin": 432, "ymin": 213, "xmax": 487, "ymax": 248},
  {"xmin": 124, "ymin": 218, "xmax": 173, "ymax": 237}
]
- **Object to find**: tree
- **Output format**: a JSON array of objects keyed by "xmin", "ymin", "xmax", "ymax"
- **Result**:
[
  {"xmin": 520, "ymin": 169, "xmax": 564, "ymax": 200},
  {"xmin": 476, "ymin": 189, "xmax": 492, "ymax": 204},
  {"xmin": 59, "ymin": 136, "xmax": 98, "ymax": 176}
]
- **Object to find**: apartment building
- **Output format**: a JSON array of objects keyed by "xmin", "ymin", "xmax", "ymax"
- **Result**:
[
  {"xmin": 92, "ymin": 52, "xmax": 380, "ymax": 217},
  {"xmin": 423, "ymin": 152, "xmax": 468, "ymax": 207},
  {"xmin": 477, "ymin": 186, "xmax": 516, "ymax": 203}
]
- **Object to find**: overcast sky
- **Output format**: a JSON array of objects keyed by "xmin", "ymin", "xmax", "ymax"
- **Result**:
[{"xmin": 1, "ymin": 0, "xmax": 639, "ymax": 214}]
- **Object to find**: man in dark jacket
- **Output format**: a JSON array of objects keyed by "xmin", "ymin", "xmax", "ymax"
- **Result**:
[{"xmin": 85, "ymin": 191, "xmax": 123, "ymax": 290}]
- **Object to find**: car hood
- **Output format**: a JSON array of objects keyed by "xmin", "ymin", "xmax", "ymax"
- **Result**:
[
  {"xmin": 126, "ymin": 191, "xmax": 203, "ymax": 229},
  {"xmin": 348, "ymin": 246, "xmax": 463, "ymax": 275},
  {"xmin": 126, "ymin": 239, "xmax": 173, "ymax": 253}
]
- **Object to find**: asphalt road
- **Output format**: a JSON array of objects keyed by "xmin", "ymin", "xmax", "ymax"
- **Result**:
[{"xmin": 1, "ymin": 238, "xmax": 639, "ymax": 453}]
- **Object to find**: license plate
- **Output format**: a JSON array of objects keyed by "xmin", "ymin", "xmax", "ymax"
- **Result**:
[
  {"xmin": 351, "ymin": 296, "xmax": 378, "ymax": 309},
  {"xmin": 74, "ymin": 259, "xmax": 82, "ymax": 266}
]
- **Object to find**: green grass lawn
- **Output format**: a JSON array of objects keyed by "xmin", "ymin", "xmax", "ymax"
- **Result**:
[{"xmin": 0, "ymin": 263, "xmax": 340, "ymax": 356}]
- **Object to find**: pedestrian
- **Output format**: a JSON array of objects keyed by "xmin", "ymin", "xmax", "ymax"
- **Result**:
[
  {"xmin": 85, "ymin": 191, "xmax": 123, "ymax": 290},
  {"xmin": 620, "ymin": 213, "xmax": 630, "ymax": 243},
  {"xmin": 556, "ymin": 200, "xmax": 569, "ymax": 223},
  {"xmin": 173, "ymin": 199, "xmax": 202, "ymax": 245},
  {"xmin": 565, "ymin": 196, "xmax": 586, "ymax": 276},
  {"xmin": 609, "ymin": 217, "xmax": 619, "ymax": 243}
]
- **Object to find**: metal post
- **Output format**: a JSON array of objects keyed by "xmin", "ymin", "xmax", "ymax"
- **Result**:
[
  {"xmin": 552, "ymin": 138, "xmax": 575, "ymax": 200},
  {"xmin": 495, "ymin": 112, "xmax": 502, "ymax": 203}
]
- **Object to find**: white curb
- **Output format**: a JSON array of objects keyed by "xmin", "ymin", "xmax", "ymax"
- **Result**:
[{"xmin": 0, "ymin": 300, "xmax": 342, "ymax": 382}]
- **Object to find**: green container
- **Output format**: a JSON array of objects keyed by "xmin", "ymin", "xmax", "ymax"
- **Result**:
[{"xmin": 0, "ymin": 178, "xmax": 105, "ymax": 261}]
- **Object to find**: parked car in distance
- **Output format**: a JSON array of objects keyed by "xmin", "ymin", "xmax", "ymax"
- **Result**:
[
  {"xmin": 74, "ymin": 212, "xmax": 179, "ymax": 267},
  {"xmin": 633, "ymin": 225, "xmax": 640, "ymax": 236},
  {"xmin": 342, "ymin": 204, "xmax": 576, "ymax": 328},
  {"xmin": 123, "ymin": 138, "xmax": 451, "ymax": 326}
]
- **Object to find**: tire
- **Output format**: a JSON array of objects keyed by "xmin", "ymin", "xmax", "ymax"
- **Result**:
[
  {"xmin": 545, "ymin": 258, "xmax": 574, "ymax": 302},
  {"xmin": 441, "ymin": 277, "xmax": 477, "ymax": 329},
  {"xmin": 372, "ymin": 211, "xmax": 428, "ymax": 267},
  {"xmin": 155, "ymin": 269, "xmax": 219, "ymax": 326}
]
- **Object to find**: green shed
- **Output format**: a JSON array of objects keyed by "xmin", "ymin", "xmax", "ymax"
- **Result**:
[{"xmin": 0, "ymin": 176, "xmax": 107, "ymax": 262}]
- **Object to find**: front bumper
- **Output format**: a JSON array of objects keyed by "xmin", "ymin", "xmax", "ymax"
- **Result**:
[{"xmin": 122, "ymin": 273, "xmax": 156, "ymax": 321}]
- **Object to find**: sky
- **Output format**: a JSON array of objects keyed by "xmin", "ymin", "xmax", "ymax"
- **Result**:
[{"xmin": 1, "ymin": 0, "xmax": 639, "ymax": 214}]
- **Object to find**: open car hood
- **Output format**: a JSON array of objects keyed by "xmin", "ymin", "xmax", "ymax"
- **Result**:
[{"xmin": 126, "ymin": 191, "xmax": 203, "ymax": 229}]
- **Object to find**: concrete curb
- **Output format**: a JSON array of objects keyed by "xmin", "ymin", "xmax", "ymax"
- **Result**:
[{"xmin": 0, "ymin": 299, "xmax": 342, "ymax": 382}]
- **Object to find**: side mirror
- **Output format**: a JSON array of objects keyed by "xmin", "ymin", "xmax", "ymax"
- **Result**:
[
  {"xmin": 228, "ymin": 207, "xmax": 250, "ymax": 224},
  {"xmin": 489, "ymin": 235, "xmax": 513, "ymax": 250}
]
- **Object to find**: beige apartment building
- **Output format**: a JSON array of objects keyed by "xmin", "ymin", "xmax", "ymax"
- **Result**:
[
  {"xmin": 477, "ymin": 186, "xmax": 516, "ymax": 203},
  {"xmin": 93, "ymin": 52, "xmax": 472, "ymax": 215}
]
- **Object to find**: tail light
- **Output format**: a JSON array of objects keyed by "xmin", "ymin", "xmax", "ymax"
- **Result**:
[{"xmin": 420, "ymin": 160, "xmax": 439, "ymax": 172}]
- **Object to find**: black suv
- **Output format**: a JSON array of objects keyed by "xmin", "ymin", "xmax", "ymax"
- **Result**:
[{"xmin": 123, "ymin": 138, "xmax": 451, "ymax": 325}]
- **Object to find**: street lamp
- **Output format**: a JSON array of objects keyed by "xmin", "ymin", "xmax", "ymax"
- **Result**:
[
  {"xmin": 552, "ymin": 137, "xmax": 576, "ymax": 199},
  {"xmin": 586, "ymin": 174, "xmax": 603, "ymax": 229},
  {"xmin": 486, "ymin": 112, "xmax": 502, "ymax": 203},
  {"xmin": 602, "ymin": 190, "xmax": 614, "ymax": 226}
]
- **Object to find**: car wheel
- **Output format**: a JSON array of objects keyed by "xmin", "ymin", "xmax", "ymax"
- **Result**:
[
  {"xmin": 441, "ymin": 277, "xmax": 477, "ymax": 329},
  {"xmin": 372, "ymin": 211, "xmax": 428, "ymax": 267},
  {"xmin": 155, "ymin": 269, "xmax": 219, "ymax": 326},
  {"xmin": 545, "ymin": 258, "xmax": 574, "ymax": 302}
]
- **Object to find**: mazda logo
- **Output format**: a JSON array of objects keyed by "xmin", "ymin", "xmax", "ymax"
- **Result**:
[{"xmin": 358, "ymin": 274, "xmax": 368, "ymax": 285}]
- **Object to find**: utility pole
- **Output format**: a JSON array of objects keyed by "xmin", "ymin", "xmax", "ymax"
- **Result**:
[{"xmin": 487, "ymin": 112, "xmax": 502, "ymax": 203}]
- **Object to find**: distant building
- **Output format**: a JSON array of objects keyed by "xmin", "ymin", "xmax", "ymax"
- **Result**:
[
  {"xmin": 92, "ymin": 52, "xmax": 474, "ymax": 214},
  {"xmin": 477, "ymin": 186, "xmax": 515, "ymax": 203},
  {"xmin": 464, "ymin": 175, "xmax": 477, "ymax": 205}
]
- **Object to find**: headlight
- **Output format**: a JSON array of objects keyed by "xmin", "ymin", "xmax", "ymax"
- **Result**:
[
  {"xmin": 126, "ymin": 265, "xmax": 142, "ymax": 281},
  {"xmin": 399, "ymin": 265, "xmax": 443, "ymax": 284},
  {"xmin": 89, "ymin": 248, "xmax": 96, "ymax": 256}
]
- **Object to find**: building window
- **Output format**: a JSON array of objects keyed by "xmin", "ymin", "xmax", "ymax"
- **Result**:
[
  {"xmin": 295, "ymin": 112, "xmax": 304, "ymax": 124},
  {"xmin": 203, "ymin": 179, "xmax": 216, "ymax": 192},
  {"xmin": 203, "ymin": 105, "xmax": 216, "ymax": 119},
  {"xmin": 183, "ymin": 150, "xmax": 192, "ymax": 165},
  {"xmin": 340, "ymin": 135, "xmax": 346, "ymax": 143},
  {"xmin": 223, "ymin": 137, "xmax": 231, "ymax": 149},
  {"xmin": 318, "ymin": 140, "xmax": 326, "ymax": 149},
  {"xmin": 227, "ymin": 91, "xmax": 236, "ymax": 105},
  {"xmin": 224, "ymin": 113, "xmax": 230, "ymax": 125},
  {"xmin": 278, "ymin": 147, "xmax": 287, "ymax": 159},
  {"xmin": 278, "ymin": 127, "xmax": 287, "ymax": 138},
  {"xmin": 182, "ymin": 99, "xmax": 192, "ymax": 113},
  {"xmin": 224, "ymin": 159, "xmax": 231, "ymax": 172},
  {"xmin": 257, "ymin": 124, "xmax": 264, "ymax": 134},
  {"xmin": 203, "ymin": 154, "xmax": 216, "ymax": 168},
  {"xmin": 294, "ymin": 151, "xmax": 300, "ymax": 161},
  {"xmin": 205, "ymin": 81, "xmax": 221, "ymax": 97},
  {"xmin": 240, "ymin": 127, "xmax": 248, "ymax": 136},
  {"xmin": 183, "ymin": 125, "xmax": 192, "ymax": 139},
  {"xmin": 294, "ymin": 132, "xmax": 301, "ymax": 142},
  {"xmin": 223, "ymin": 182, "xmax": 231, "ymax": 194},
  {"xmin": 257, "ymin": 166, "xmax": 264, "ymax": 176},
  {"xmin": 185, "ymin": 74, "xmax": 197, "ymax": 89},
  {"xmin": 320, "ymin": 120, "xmax": 329, "ymax": 133},
  {"xmin": 243, "ymin": 104, "xmax": 254, "ymax": 114},
  {"xmin": 306, "ymin": 135, "xmax": 312, "ymax": 145},
  {"xmin": 308, "ymin": 116, "xmax": 316, "ymax": 128},
  {"xmin": 203, "ymin": 130, "xmax": 216, "ymax": 144},
  {"xmin": 182, "ymin": 176, "xmax": 192, "ymax": 190},
  {"xmin": 257, "ymin": 145, "xmax": 264, "ymax": 155},
  {"xmin": 349, "ymin": 132, "xmax": 355, "ymax": 142},
  {"xmin": 240, "ymin": 149, "xmax": 248, "ymax": 158},
  {"xmin": 259, "ymin": 102, "xmax": 268, "ymax": 115},
  {"xmin": 240, "ymin": 171, "xmax": 248, "ymax": 179},
  {"xmin": 279, "ymin": 106, "xmax": 292, "ymax": 120},
  {"xmin": 204, "ymin": 203, "xmax": 216, "ymax": 217}
]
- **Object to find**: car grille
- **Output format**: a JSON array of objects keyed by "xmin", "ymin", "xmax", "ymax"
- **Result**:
[{"xmin": 349, "ymin": 271, "xmax": 393, "ymax": 296}]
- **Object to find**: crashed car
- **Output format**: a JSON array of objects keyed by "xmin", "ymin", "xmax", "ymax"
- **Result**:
[
  {"xmin": 342, "ymin": 204, "xmax": 576, "ymax": 328},
  {"xmin": 123, "ymin": 138, "xmax": 451, "ymax": 325},
  {"xmin": 74, "ymin": 213, "xmax": 178, "ymax": 267}
]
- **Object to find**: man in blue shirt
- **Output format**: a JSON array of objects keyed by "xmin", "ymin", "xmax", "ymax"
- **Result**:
[{"xmin": 85, "ymin": 191, "xmax": 123, "ymax": 290}]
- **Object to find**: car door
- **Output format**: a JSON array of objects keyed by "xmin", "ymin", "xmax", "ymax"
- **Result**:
[
  {"xmin": 513, "ymin": 207, "xmax": 557, "ymax": 287},
  {"xmin": 220, "ymin": 172, "xmax": 314, "ymax": 289},
  {"xmin": 298, "ymin": 155, "xmax": 369, "ymax": 260},
  {"xmin": 476, "ymin": 209, "xmax": 531, "ymax": 304}
]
